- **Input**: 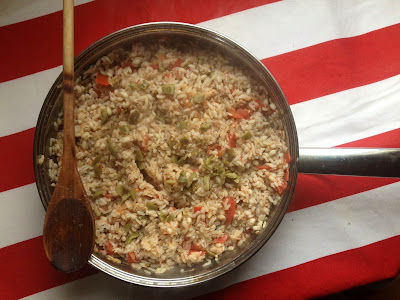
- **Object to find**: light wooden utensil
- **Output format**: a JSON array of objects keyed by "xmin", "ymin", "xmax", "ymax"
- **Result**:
[{"xmin": 42, "ymin": 0, "xmax": 95, "ymax": 273}]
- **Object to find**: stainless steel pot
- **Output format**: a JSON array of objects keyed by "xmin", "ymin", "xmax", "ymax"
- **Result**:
[{"xmin": 33, "ymin": 22, "xmax": 400, "ymax": 287}]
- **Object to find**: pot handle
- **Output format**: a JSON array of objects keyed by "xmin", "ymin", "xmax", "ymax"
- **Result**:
[{"xmin": 298, "ymin": 148, "xmax": 400, "ymax": 178}]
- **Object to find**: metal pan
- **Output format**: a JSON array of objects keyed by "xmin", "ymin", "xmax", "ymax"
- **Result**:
[{"xmin": 33, "ymin": 22, "xmax": 400, "ymax": 287}]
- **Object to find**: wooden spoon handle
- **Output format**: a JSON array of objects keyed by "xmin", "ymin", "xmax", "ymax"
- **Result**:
[{"xmin": 62, "ymin": 0, "xmax": 76, "ymax": 171}]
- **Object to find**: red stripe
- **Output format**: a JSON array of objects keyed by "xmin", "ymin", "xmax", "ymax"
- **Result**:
[
  {"xmin": 289, "ymin": 128, "xmax": 400, "ymax": 212},
  {"xmin": 289, "ymin": 175, "xmax": 398, "ymax": 213},
  {"xmin": 201, "ymin": 235, "xmax": 400, "ymax": 300},
  {"xmin": 0, "ymin": 236, "xmax": 98, "ymax": 299},
  {"xmin": 0, "ymin": 0, "xmax": 278, "ymax": 83},
  {"xmin": 0, "ymin": 128, "xmax": 35, "ymax": 193},
  {"xmin": 262, "ymin": 23, "xmax": 400, "ymax": 105}
]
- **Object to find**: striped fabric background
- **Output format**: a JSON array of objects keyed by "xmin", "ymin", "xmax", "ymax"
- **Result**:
[{"xmin": 0, "ymin": 0, "xmax": 399, "ymax": 299}]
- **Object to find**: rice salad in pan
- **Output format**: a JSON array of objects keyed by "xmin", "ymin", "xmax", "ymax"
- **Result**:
[{"xmin": 48, "ymin": 40, "xmax": 290, "ymax": 274}]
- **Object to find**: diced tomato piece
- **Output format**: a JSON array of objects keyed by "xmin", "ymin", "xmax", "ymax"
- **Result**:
[
  {"xmin": 208, "ymin": 144, "xmax": 223, "ymax": 157},
  {"xmin": 227, "ymin": 108, "xmax": 250, "ymax": 119},
  {"xmin": 237, "ymin": 109, "xmax": 250, "ymax": 119},
  {"xmin": 139, "ymin": 133, "xmax": 149, "ymax": 152},
  {"xmin": 224, "ymin": 197, "xmax": 236, "ymax": 225},
  {"xmin": 228, "ymin": 133, "xmax": 236, "ymax": 148},
  {"xmin": 175, "ymin": 57, "xmax": 184, "ymax": 66},
  {"xmin": 276, "ymin": 181, "xmax": 288, "ymax": 196},
  {"xmin": 176, "ymin": 69, "xmax": 184, "ymax": 80},
  {"xmin": 104, "ymin": 193, "xmax": 113, "ymax": 200},
  {"xmin": 150, "ymin": 63, "xmax": 159, "ymax": 69},
  {"xmin": 256, "ymin": 165, "xmax": 271, "ymax": 170},
  {"xmin": 106, "ymin": 242, "xmax": 114, "ymax": 255},
  {"xmin": 284, "ymin": 169, "xmax": 289, "ymax": 181},
  {"xmin": 128, "ymin": 251, "xmax": 140, "ymax": 264},
  {"xmin": 255, "ymin": 99, "xmax": 263, "ymax": 109},
  {"xmin": 230, "ymin": 111, "xmax": 243, "ymax": 119},
  {"xmin": 216, "ymin": 147, "xmax": 223, "ymax": 157},
  {"xmin": 184, "ymin": 100, "xmax": 192, "ymax": 108},
  {"xmin": 167, "ymin": 57, "xmax": 184, "ymax": 70},
  {"xmin": 206, "ymin": 146, "xmax": 211, "ymax": 155},
  {"xmin": 194, "ymin": 206, "xmax": 202, "ymax": 213},
  {"xmin": 188, "ymin": 250, "xmax": 205, "ymax": 255},
  {"xmin": 227, "ymin": 108, "xmax": 244, "ymax": 119},
  {"xmin": 96, "ymin": 73, "xmax": 110, "ymax": 86},
  {"xmin": 214, "ymin": 234, "xmax": 229, "ymax": 244},
  {"xmin": 191, "ymin": 243, "xmax": 204, "ymax": 251},
  {"xmin": 284, "ymin": 150, "xmax": 291, "ymax": 163}
]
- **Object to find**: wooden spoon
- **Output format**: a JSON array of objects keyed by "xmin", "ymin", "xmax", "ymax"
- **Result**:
[{"xmin": 43, "ymin": 0, "xmax": 95, "ymax": 273}]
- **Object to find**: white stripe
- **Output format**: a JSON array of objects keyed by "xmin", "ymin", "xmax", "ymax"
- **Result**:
[
  {"xmin": 1, "ymin": 0, "xmax": 400, "ymax": 137},
  {"xmin": 0, "ymin": 184, "xmax": 44, "ymax": 249},
  {"xmin": 293, "ymin": 74, "xmax": 400, "ymax": 147},
  {"xmin": 24, "ymin": 182, "xmax": 400, "ymax": 299},
  {"xmin": 0, "ymin": 0, "xmax": 94, "ymax": 27},
  {"xmin": 199, "ymin": 0, "xmax": 400, "ymax": 59},
  {"xmin": 0, "ymin": 66, "xmax": 62, "ymax": 138}
]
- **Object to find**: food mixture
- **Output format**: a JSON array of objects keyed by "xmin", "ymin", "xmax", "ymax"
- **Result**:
[{"xmin": 48, "ymin": 40, "xmax": 290, "ymax": 274}]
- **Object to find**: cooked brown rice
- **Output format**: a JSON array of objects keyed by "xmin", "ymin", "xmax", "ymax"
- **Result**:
[{"xmin": 48, "ymin": 40, "xmax": 290, "ymax": 273}]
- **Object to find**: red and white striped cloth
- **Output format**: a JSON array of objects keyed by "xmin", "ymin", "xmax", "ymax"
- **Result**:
[{"xmin": 1, "ymin": 0, "xmax": 399, "ymax": 299}]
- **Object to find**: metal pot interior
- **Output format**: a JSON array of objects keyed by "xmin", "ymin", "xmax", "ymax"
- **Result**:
[{"xmin": 33, "ymin": 22, "xmax": 299, "ymax": 287}]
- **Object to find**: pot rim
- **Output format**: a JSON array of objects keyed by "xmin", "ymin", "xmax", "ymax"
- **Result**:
[{"xmin": 33, "ymin": 21, "xmax": 299, "ymax": 287}]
